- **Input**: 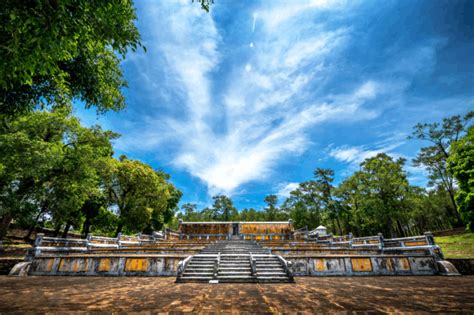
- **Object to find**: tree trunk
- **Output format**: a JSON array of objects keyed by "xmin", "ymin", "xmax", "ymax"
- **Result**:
[
  {"xmin": 54, "ymin": 223, "xmax": 61, "ymax": 237},
  {"xmin": 336, "ymin": 217, "xmax": 343, "ymax": 235},
  {"xmin": 62, "ymin": 221, "xmax": 72, "ymax": 238},
  {"xmin": 25, "ymin": 207, "xmax": 47, "ymax": 241},
  {"xmin": 0, "ymin": 213, "xmax": 13, "ymax": 241},
  {"xmin": 25, "ymin": 214, "xmax": 41, "ymax": 241},
  {"xmin": 82, "ymin": 218, "xmax": 91, "ymax": 238},
  {"xmin": 447, "ymin": 190, "xmax": 464, "ymax": 227},
  {"xmin": 115, "ymin": 223, "xmax": 123, "ymax": 237},
  {"xmin": 396, "ymin": 220, "xmax": 405, "ymax": 237}
]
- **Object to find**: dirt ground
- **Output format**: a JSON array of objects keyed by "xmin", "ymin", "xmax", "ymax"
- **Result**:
[{"xmin": 0, "ymin": 276, "xmax": 473, "ymax": 313}]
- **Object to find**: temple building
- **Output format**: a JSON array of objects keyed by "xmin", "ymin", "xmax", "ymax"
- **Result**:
[{"xmin": 177, "ymin": 220, "xmax": 294, "ymax": 240}]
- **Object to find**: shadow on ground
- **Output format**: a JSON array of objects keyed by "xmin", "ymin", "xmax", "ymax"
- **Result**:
[{"xmin": 0, "ymin": 276, "xmax": 473, "ymax": 313}]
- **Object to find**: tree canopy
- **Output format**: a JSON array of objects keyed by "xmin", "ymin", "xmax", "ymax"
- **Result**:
[
  {"xmin": 448, "ymin": 126, "xmax": 474, "ymax": 231},
  {"xmin": 0, "ymin": 0, "xmax": 142, "ymax": 115}
]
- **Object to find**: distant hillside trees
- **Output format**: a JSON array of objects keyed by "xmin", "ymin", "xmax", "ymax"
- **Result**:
[{"xmin": 177, "ymin": 111, "xmax": 473, "ymax": 237}]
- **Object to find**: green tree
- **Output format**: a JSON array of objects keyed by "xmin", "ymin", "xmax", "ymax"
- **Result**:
[
  {"xmin": 180, "ymin": 203, "xmax": 199, "ymax": 221},
  {"xmin": 281, "ymin": 182, "xmax": 322, "ymax": 230},
  {"xmin": 313, "ymin": 168, "xmax": 343, "ymax": 234},
  {"xmin": 357, "ymin": 153, "xmax": 412, "ymax": 237},
  {"xmin": 264, "ymin": 195, "xmax": 279, "ymax": 221},
  {"xmin": 211, "ymin": 195, "xmax": 237, "ymax": 221},
  {"xmin": 449, "ymin": 126, "xmax": 474, "ymax": 230},
  {"xmin": 80, "ymin": 195, "xmax": 107, "ymax": 238},
  {"xmin": 0, "ymin": 108, "xmax": 74, "ymax": 240},
  {"xmin": 410, "ymin": 111, "xmax": 473, "ymax": 226},
  {"xmin": 102, "ymin": 156, "xmax": 174, "ymax": 236},
  {"xmin": 1, "ymin": 0, "xmax": 142, "ymax": 115}
]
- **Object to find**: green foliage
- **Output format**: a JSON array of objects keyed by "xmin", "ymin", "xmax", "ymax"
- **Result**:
[
  {"xmin": 211, "ymin": 195, "xmax": 238, "ymax": 221},
  {"xmin": 0, "ymin": 109, "xmax": 181, "ymax": 239},
  {"xmin": 194, "ymin": 0, "xmax": 214, "ymax": 12},
  {"xmin": 264, "ymin": 195, "xmax": 279, "ymax": 221},
  {"xmin": 102, "ymin": 156, "xmax": 175, "ymax": 235},
  {"xmin": 449, "ymin": 126, "xmax": 474, "ymax": 231},
  {"xmin": 411, "ymin": 111, "xmax": 474, "ymax": 226},
  {"xmin": 0, "ymin": 0, "xmax": 142, "ymax": 115}
]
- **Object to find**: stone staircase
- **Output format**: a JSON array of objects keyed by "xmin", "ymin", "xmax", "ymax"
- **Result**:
[{"xmin": 176, "ymin": 240, "xmax": 294, "ymax": 283}]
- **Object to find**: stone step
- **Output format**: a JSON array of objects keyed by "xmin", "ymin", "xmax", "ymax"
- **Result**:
[
  {"xmin": 256, "ymin": 272, "xmax": 287, "ymax": 276},
  {"xmin": 218, "ymin": 275, "xmax": 254, "ymax": 279},
  {"xmin": 183, "ymin": 272, "xmax": 214, "ymax": 276},
  {"xmin": 179, "ymin": 276, "xmax": 213, "ymax": 280},
  {"xmin": 256, "ymin": 276, "xmax": 290, "ymax": 280}
]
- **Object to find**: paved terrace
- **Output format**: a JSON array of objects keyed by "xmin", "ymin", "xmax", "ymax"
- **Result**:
[{"xmin": 0, "ymin": 276, "xmax": 473, "ymax": 313}]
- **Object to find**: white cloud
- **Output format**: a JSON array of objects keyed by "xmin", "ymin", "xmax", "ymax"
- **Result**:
[
  {"xmin": 328, "ymin": 136, "xmax": 405, "ymax": 166},
  {"xmin": 277, "ymin": 182, "xmax": 300, "ymax": 198},
  {"xmin": 116, "ymin": 1, "xmax": 382, "ymax": 196}
]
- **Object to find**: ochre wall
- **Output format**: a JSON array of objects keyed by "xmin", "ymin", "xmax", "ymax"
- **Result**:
[
  {"xmin": 240, "ymin": 223, "xmax": 293, "ymax": 235},
  {"xmin": 179, "ymin": 223, "xmax": 232, "ymax": 235}
]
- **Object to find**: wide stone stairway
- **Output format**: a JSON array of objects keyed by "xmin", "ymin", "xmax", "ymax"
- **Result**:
[{"xmin": 176, "ymin": 240, "xmax": 294, "ymax": 283}]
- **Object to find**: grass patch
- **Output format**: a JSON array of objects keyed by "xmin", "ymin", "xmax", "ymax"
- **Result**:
[{"xmin": 435, "ymin": 233, "xmax": 474, "ymax": 259}]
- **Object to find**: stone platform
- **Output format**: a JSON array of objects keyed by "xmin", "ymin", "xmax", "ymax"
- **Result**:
[
  {"xmin": 9, "ymin": 231, "xmax": 460, "ymax": 277},
  {"xmin": 0, "ymin": 276, "xmax": 473, "ymax": 312}
]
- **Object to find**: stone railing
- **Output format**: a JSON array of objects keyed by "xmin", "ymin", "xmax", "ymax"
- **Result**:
[
  {"xmin": 277, "ymin": 255, "xmax": 294, "ymax": 282},
  {"xmin": 32, "ymin": 232, "xmax": 163, "ymax": 256},
  {"xmin": 180, "ymin": 233, "xmax": 229, "ymax": 240},
  {"xmin": 176, "ymin": 255, "xmax": 193, "ymax": 280},
  {"xmin": 305, "ymin": 232, "xmax": 439, "ymax": 252},
  {"xmin": 241, "ymin": 233, "xmax": 293, "ymax": 241}
]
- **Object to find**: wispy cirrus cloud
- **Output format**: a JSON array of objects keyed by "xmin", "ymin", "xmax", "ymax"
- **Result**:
[{"xmin": 114, "ymin": 1, "xmax": 384, "ymax": 196}]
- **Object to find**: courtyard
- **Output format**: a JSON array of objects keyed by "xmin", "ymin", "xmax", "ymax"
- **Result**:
[{"xmin": 0, "ymin": 276, "xmax": 473, "ymax": 313}]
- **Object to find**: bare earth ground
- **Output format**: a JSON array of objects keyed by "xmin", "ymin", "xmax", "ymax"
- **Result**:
[{"xmin": 0, "ymin": 276, "xmax": 473, "ymax": 313}]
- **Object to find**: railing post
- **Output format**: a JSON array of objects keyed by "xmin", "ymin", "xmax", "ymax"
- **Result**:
[
  {"xmin": 213, "ymin": 252, "xmax": 221, "ymax": 280},
  {"xmin": 86, "ymin": 234, "xmax": 92, "ymax": 251},
  {"xmin": 33, "ymin": 233, "xmax": 45, "ymax": 257},
  {"xmin": 378, "ymin": 233, "xmax": 384, "ymax": 250},
  {"xmin": 424, "ymin": 231, "xmax": 435, "ymax": 245},
  {"xmin": 249, "ymin": 252, "xmax": 257, "ymax": 279},
  {"xmin": 117, "ymin": 233, "xmax": 122, "ymax": 249}
]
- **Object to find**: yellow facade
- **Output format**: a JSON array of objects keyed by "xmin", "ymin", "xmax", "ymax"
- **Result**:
[
  {"xmin": 125, "ymin": 258, "xmax": 149, "ymax": 272},
  {"xmin": 97, "ymin": 258, "xmax": 111, "ymax": 272},
  {"xmin": 351, "ymin": 258, "xmax": 372, "ymax": 272}
]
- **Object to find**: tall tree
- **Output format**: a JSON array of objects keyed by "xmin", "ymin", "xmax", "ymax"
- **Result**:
[
  {"xmin": 0, "ymin": 108, "xmax": 75, "ymax": 240},
  {"xmin": 358, "ymin": 153, "xmax": 412, "ymax": 237},
  {"xmin": 1, "ymin": 0, "xmax": 142, "ymax": 115},
  {"xmin": 211, "ymin": 195, "xmax": 237, "ymax": 221},
  {"xmin": 264, "ymin": 194, "xmax": 279, "ymax": 221},
  {"xmin": 410, "ymin": 111, "xmax": 473, "ymax": 226},
  {"xmin": 313, "ymin": 168, "xmax": 343, "ymax": 234},
  {"xmin": 448, "ymin": 126, "xmax": 474, "ymax": 231},
  {"xmin": 102, "ymin": 156, "xmax": 174, "ymax": 236}
]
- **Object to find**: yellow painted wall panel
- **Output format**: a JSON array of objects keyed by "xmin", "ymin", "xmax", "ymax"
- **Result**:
[
  {"xmin": 404, "ymin": 241, "xmax": 427, "ymax": 247},
  {"xmin": 351, "ymin": 258, "xmax": 372, "ymax": 272},
  {"xmin": 314, "ymin": 259, "xmax": 326, "ymax": 272},
  {"xmin": 98, "ymin": 258, "xmax": 111, "ymax": 272},
  {"xmin": 398, "ymin": 257, "xmax": 411, "ymax": 271},
  {"xmin": 125, "ymin": 258, "xmax": 148, "ymax": 272},
  {"xmin": 43, "ymin": 259, "xmax": 54, "ymax": 272}
]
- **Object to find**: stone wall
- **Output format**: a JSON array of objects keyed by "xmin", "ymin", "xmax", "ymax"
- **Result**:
[
  {"xmin": 286, "ymin": 255, "xmax": 438, "ymax": 276},
  {"xmin": 29, "ymin": 255, "xmax": 185, "ymax": 276}
]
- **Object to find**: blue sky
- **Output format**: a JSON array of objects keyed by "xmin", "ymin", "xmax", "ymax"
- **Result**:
[{"xmin": 76, "ymin": 0, "xmax": 474, "ymax": 211}]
